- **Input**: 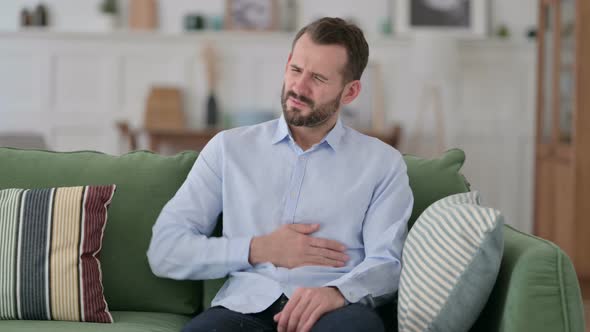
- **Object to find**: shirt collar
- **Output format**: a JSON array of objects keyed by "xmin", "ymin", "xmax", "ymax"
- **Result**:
[
  {"xmin": 271, "ymin": 115, "xmax": 344, "ymax": 152},
  {"xmin": 271, "ymin": 114, "xmax": 291, "ymax": 145},
  {"xmin": 322, "ymin": 117, "xmax": 344, "ymax": 151}
]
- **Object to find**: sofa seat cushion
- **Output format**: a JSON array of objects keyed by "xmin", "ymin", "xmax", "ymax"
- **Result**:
[{"xmin": 0, "ymin": 311, "xmax": 191, "ymax": 332}]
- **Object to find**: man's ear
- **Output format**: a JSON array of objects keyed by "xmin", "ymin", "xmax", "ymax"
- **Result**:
[{"xmin": 341, "ymin": 80, "xmax": 361, "ymax": 105}]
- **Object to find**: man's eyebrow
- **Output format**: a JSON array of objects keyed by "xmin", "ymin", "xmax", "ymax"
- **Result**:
[{"xmin": 290, "ymin": 64, "xmax": 329, "ymax": 81}]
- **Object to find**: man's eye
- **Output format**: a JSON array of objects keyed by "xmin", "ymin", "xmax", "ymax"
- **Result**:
[
  {"xmin": 314, "ymin": 75, "xmax": 325, "ymax": 83},
  {"xmin": 291, "ymin": 68, "xmax": 301, "ymax": 72}
]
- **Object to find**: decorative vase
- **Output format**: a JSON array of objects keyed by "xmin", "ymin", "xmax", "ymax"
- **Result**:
[
  {"xmin": 129, "ymin": 0, "xmax": 158, "ymax": 30},
  {"xmin": 206, "ymin": 93, "xmax": 218, "ymax": 127}
]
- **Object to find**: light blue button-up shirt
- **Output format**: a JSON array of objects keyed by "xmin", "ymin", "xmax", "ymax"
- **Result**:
[{"xmin": 147, "ymin": 115, "xmax": 413, "ymax": 313}]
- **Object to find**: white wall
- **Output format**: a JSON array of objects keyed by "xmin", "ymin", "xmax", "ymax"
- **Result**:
[
  {"xmin": 0, "ymin": 31, "xmax": 536, "ymax": 233},
  {"xmin": 0, "ymin": 1, "xmax": 539, "ymax": 232},
  {"xmin": 0, "ymin": 0, "xmax": 538, "ymax": 40}
]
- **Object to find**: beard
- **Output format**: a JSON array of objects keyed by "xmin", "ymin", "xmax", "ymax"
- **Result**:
[{"xmin": 281, "ymin": 84, "xmax": 342, "ymax": 127}]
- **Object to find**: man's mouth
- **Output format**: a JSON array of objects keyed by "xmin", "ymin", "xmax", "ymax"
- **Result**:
[{"xmin": 289, "ymin": 96, "xmax": 308, "ymax": 108}]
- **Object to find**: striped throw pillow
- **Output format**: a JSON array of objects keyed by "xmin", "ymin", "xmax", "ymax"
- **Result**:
[
  {"xmin": 0, "ymin": 185, "xmax": 116, "ymax": 323},
  {"xmin": 398, "ymin": 191, "xmax": 504, "ymax": 332}
]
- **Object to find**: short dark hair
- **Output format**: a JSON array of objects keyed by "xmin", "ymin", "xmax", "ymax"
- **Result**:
[{"xmin": 291, "ymin": 17, "xmax": 369, "ymax": 83}]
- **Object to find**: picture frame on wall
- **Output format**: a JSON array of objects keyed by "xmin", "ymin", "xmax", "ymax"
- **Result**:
[
  {"xmin": 394, "ymin": 0, "xmax": 488, "ymax": 37},
  {"xmin": 225, "ymin": 0, "xmax": 279, "ymax": 31}
]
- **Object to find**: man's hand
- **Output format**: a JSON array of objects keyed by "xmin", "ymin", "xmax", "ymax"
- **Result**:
[
  {"xmin": 249, "ymin": 224, "xmax": 349, "ymax": 268},
  {"xmin": 274, "ymin": 287, "xmax": 346, "ymax": 332}
]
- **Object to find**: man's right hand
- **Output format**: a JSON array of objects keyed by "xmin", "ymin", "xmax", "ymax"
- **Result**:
[{"xmin": 249, "ymin": 224, "xmax": 349, "ymax": 269}]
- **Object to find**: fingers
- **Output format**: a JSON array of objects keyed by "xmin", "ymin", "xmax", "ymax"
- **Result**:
[
  {"xmin": 309, "ymin": 237, "xmax": 347, "ymax": 253},
  {"xmin": 296, "ymin": 298, "xmax": 321, "ymax": 332},
  {"xmin": 276, "ymin": 288, "xmax": 345, "ymax": 332},
  {"xmin": 302, "ymin": 255, "xmax": 346, "ymax": 268},
  {"xmin": 288, "ymin": 223, "xmax": 319, "ymax": 234},
  {"xmin": 287, "ymin": 294, "xmax": 310, "ymax": 332},
  {"xmin": 307, "ymin": 247, "xmax": 349, "ymax": 264},
  {"xmin": 277, "ymin": 293, "xmax": 301, "ymax": 332},
  {"xmin": 299, "ymin": 305, "xmax": 325, "ymax": 332}
]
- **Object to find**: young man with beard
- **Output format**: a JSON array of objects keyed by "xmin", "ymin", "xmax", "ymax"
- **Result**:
[{"xmin": 147, "ymin": 17, "xmax": 413, "ymax": 332}]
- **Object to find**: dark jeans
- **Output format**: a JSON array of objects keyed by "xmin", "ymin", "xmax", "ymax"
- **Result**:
[{"xmin": 182, "ymin": 295, "xmax": 385, "ymax": 332}]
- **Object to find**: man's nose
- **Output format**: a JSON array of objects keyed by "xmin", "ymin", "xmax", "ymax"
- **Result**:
[{"xmin": 292, "ymin": 75, "xmax": 311, "ymax": 96}]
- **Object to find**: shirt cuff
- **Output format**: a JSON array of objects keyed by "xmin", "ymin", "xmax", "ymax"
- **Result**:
[
  {"xmin": 227, "ymin": 236, "xmax": 254, "ymax": 272},
  {"xmin": 324, "ymin": 277, "xmax": 369, "ymax": 305}
]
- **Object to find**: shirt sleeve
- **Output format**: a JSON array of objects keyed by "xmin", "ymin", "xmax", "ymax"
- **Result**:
[
  {"xmin": 147, "ymin": 132, "xmax": 253, "ymax": 280},
  {"xmin": 324, "ymin": 150, "xmax": 413, "ymax": 307}
]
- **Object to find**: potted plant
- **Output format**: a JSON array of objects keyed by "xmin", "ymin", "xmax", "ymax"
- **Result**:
[{"xmin": 98, "ymin": 0, "xmax": 118, "ymax": 30}]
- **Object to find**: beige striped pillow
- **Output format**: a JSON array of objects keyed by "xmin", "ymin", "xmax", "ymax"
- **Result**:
[
  {"xmin": 398, "ymin": 191, "xmax": 504, "ymax": 332},
  {"xmin": 0, "ymin": 185, "xmax": 116, "ymax": 323}
]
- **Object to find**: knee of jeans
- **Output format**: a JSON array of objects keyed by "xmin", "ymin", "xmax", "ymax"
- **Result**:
[{"xmin": 311, "ymin": 305, "xmax": 385, "ymax": 332}]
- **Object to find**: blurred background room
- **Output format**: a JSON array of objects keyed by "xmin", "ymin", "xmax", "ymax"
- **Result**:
[
  {"xmin": 0, "ymin": 0, "xmax": 543, "ymax": 237},
  {"xmin": 1, "ymin": 0, "xmax": 589, "ymax": 302}
]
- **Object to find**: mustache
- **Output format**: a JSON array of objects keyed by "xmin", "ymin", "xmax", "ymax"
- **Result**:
[{"xmin": 285, "ymin": 91, "xmax": 314, "ymax": 107}]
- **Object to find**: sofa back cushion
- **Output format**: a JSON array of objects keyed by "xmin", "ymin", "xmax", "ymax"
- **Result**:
[
  {"xmin": 0, "ymin": 148, "xmax": 200, "ymax": 315},
  {"xmin": 398, "ymin": 191, "xmax": 504, "ymax": 332},
  {"xmin": 404, "ymin": 149, "xmax": 470, "ymax": 229}
]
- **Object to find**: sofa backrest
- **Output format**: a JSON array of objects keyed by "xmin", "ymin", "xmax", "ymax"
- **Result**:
[
  {"xmin": 0, "ymin": 148, "xmax": 200, "ymax": 315},
  {"xmin": 403, "ymin": 148, "xmax": 471, "ymax": 228},
  {"xmin": 0, "ymin": 147, "xmax": 472, "ymax": 319}
]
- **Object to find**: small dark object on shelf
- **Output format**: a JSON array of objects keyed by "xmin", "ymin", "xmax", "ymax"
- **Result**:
[
  {"xmin": 100, "ymin": 0, "xmax": 118, "ymax": 15},
  {"xmin": 33, "ymin": 3, "xmax": 49, "ymax": 27},
  {"xmin": 185, "ymin": 14, "xmax": 205, "ymax": 31},
  {"xmin": 206, "ymin": 94, "xmax": 219, "ymax": 127},
  {"xmin": 20, "ymin": 8, "xmax": 32, "ymax": 27},
  {"xmin": 495, "ymin": 24, "xmax": 510, "ymax": 39},
  {"xmin": 527, "ymin": 27, "xmax": 537, "ymax": 39}
]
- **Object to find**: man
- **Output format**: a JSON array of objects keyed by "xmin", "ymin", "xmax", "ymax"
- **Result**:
[{"xmin": 147, "ymin": 17, "xmax": 413, "ymax": 332}]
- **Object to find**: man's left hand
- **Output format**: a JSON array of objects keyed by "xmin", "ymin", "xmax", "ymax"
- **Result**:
[{"xmin": 274, "ymin": 286, "xmax": 346, "ymax": 332}]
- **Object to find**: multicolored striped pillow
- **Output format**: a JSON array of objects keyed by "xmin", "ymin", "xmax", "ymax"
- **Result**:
[
  {"xmin": 398, "ymin": 191, "xmax": 504, "ymax": 332},
  {"xmin": 0, "ymin": 185, "xmax": 116, "ymax": 323}
]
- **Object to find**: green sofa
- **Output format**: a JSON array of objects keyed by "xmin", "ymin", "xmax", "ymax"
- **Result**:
[{"xmin": 0, "ymin": 147, "xmax": 585, "ymax": 332}]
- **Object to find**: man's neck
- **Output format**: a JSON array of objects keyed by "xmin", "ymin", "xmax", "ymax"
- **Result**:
[{"xmin": 289, "ymin": 117, "xmax": 337, "ymax": 151}]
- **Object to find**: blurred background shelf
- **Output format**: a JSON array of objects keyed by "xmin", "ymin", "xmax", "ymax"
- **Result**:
[{"xmin": 0, "ymin": 0, "xmax": 539, "ymax": 236}]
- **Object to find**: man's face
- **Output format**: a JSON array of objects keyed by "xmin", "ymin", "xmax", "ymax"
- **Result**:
[{"xmin": 281, "ymin": 33, "xmax": 349, "ymax": 128}]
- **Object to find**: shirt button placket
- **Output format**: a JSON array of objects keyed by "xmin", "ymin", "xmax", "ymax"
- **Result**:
[{"xmin": 285, "ymin": 153, "xmax": 308, "ymax": 223}]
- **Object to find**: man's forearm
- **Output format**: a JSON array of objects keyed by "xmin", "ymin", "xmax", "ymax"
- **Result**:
[{"xmin": 148, "ymin": 214, "xmax": 253, "ymax": 279}]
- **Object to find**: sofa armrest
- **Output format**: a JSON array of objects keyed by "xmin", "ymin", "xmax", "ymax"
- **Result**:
[{"xmin": 471, "ymin": 225, "xmax": 585, "ymax": 332}]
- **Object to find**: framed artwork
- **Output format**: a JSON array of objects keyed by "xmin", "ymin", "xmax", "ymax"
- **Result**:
[
  {"xmin": 225, "ymin": 0, "xmax": 279, "ymax": 31},
  {"xmin": 394, "ymin": 0, "xmax": 487, "ymax": 37}
]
